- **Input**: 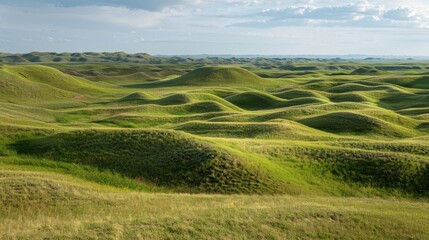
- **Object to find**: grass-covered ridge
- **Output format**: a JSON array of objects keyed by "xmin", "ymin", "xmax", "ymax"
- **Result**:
[
  {"xmin": 12, "ymin": 129, "xmax": 282, "ymax": 193},
  {"xmin": 136, "ymin": 66, "xmax": 275, "ymax": 88},
  {"xmin": 298, "ymin": 111, "xmax": 417, "ymax": 138}
]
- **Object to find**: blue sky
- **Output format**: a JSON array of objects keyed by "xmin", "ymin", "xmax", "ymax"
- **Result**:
[{"xmin": 0, "ymin": 0, "xmax": 428, "ymax": 55}]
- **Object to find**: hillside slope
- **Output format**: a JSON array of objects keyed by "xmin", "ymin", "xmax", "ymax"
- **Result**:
[
  {"xmin": 13, "ymin": 129, "xmax": 282, "ymax": 193},
  {"xmin": 139, "ymin": 67, "xmax": 275, "ymax": 87},
  {"xmin": 0, "ymin": 65, "xmax": 109, "ymax": 104}
]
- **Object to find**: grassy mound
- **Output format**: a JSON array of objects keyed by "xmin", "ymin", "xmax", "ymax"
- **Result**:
[
  {"xmin": 284, "ymin": 97, "xmax": 328, "ymax": 108},
  {"xmin": 419, "ymin": 122, "xmax": 429, "ymax": 130},
  {"xmin": 398, "ymin": 107, "xmax": 429, "ymax": 116},
  {"xmin": 329, "ymin": 93, "xmax": 371, "ymax": 103},
  {"xmin": 59, "ymin": 100, "xmax": 236, "ymax": 119},
  {"xmin": 357, "ymin": 109, "xmax": 420, "ymax": 128},
  {"xmin": 2, "ymin": 65, "xmax": 106, "ymax": 94},
  {"xmin": 352, "ymin": 67, "xmax": 386, "ymax": 75},
  {"xmin": 325, "ymin": 83, "xmax": 407, "ymax": 94},
  {"xmin": 174, "ymin": 121, "xmax": 334, "ymax": 140},
  {"xmin": 0, "ymin": 66, "xmax": 72, "ymax": 101},
  {"xmin": 328, "ymin": 140, "xmax": 429, "ymax": 157},
  {"xmin": 173, "ymin": 101, "xmax": 237, "ymax": 114},
  {"xmin": 153, "ymin": 94, "xmax": 192, "ymax": 105},
  {"xmin": 225, "ymin": 91, "xmax": 282, "ymax": 110},
  {"xmin": 250, "ymin": 102, "xmax": 370, "ymax": 122},
  {"xmin": 301, "ymin": 80, "xmax": 341, "ymax": 91},
  {"xmin": 255, "ymin": 143, "xmax": 429, "ymax": 195},
  {"xmin": 174, "ymin": 66, "xmax": 264, "ymax": 86},
  {"xmin": 117, "ymin": 92, "xmax": 243, "ymax": 110},
  {"xmin": 380, "ymin": 76, "xmax": 429, "ymax": 89},
  {"xmin": 0, "ymin": 55, "xmax": 27, "ymax": 62},
  {"xmin": 225, "ymin": 91, "xmax": 326, "ymax": 110},
  {"xmin": 117, "ymin": 93, "xmax": 193, "ymax": 106},
  {"xmin": 96, "ymin": 112, "xmax": 231, "ymax": 128},
  {"xmin": 274, "ymin": 89, "xmax": 325, "ymax": 100},
  {"xmin": 402, "ymin": 76, "xmax": 429, "ymax": 89},
  {"xmin": 140, "ymin": 66, "xmax": 272, "ymax": 87},
  {"xmin": 325, "ymin": 83, "xmax": 374, "ymax": 93},
  {"xmin": 379, "ymin": 93, "xmax": 429, "ymax": 110},
  {"xmin": 119, "ymin": 92, "xmax": 154, "ymax": 101},
  {"xmin": 299, "ymin": 111, "xmax": 415, "ymax": 138},
  {"xmin": 13, "ymin": 129, "xmax": 280, "ymax": 193}
]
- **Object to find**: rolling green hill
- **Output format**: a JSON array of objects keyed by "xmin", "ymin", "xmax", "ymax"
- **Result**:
[
  {"xmin": 13, "ymin": 129, "xmax": 281, "ymax": 193},
  {"xmin": 1, "ymin": 58, "xmax": 429, "ymax": 239},
  {"xmin": 3, "ymin": 65, "xmax": 107, "ymax": 94},
  {"xmin": 138, "ymin": 66, "xmax": 275, "ymax": 88},
  {"xmin": 298, "ymin": 111, "xmax": 417, "ymax": 138},
  {"xmin": 0, "ymin": 65, "xmax": 111, "ymax": 105},
  {"xmin": 351, "ymin": 67, "xmax": 387, "ymax": 75},
  {"xmin": 174, "ymin": 121, "xmax": 335, "ymax": 140}
]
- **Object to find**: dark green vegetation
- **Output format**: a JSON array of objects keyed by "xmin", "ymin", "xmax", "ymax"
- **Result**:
[
  {"xmin": 1, "ymin": 54, "xmax": 429, "ymax": 239},
  {"xmin": 13, "ymin": 130, "xmax": 279, "ymax": 193}
]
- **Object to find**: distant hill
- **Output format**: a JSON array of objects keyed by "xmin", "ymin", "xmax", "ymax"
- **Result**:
[
  {"xmin": 0, "ymin": 52, "xmax": 154, "ymax": 63},
  {"xmin": 129, "ymin": 66, "xmax": 279, "ymax": 89},
  {"xmin": 351, "ymin": 67, "xmax": 387, "ymax": 75},
  {"xmin": 0, "ymin": 52, "xmax": 428, "ymax": 68},
  {"xmin": 155, "ymin": 67, "xmax": 266, "ymax": 86}
]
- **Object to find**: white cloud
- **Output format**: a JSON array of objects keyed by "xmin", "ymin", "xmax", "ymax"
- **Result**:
[
  {"xmin": 0, "ymin": 0, "xmax": 429, "ymax": 55},
  {"xmin": 75, "ymin": 6, "xmax": 172, "ymax": 28},
  {"xmin": 0, "ymin": 0, "xmax": 189, "ymax": 11},
  {"xmin": 233, "ymin": 1, "xmax": 429, "ymax": 28}
]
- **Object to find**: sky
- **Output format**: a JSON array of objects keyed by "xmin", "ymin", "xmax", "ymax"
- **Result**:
[{"xmin": 0, "ymin": 0, "xmax": 429, "ymax": 56}]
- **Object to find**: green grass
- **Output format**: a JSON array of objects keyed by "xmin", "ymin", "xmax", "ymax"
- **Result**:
[
  {"xmin": 298, "ymin": 111, "xmax": 417, "ymax": 138},
  {"xmin": 329, "ymin": 92, "xmax": 371, "ymax": 103},
  {"xmin": 1, "ymin": 170, "xmax": 428, "ymax": 239},
  {"xmin": 0, "ymin": 157, "xmax": 163, "ymax": 192},
  {"xmin": 1, "ymin": 58, "xmax": 429, "ymax": 238},
  {"xmin": 273, "ymin": 89, "xmax": 327, "ymax": 100},
  {"xmin": 12, "ymin": 129, "xmax": 282, "ymax": 193},
  {"xmin": 225, "ymin": 91, "xmax": 327, "ymax": 110},
  {"xmin": 3, "ymin": 65, "xmax": 107, "ymax": 94},
  {"xmin": 174, "ymin": 121, "xmax": 335, "ymax": 140},
  {"xmin": 135, "ymin": 66, "xmax": 277, "ymax": 88},
  {"xmin": 0, "ymin": 64, "xmax": 115, "ymax": 107},
  {"xmin": 351, "ymin": 67, "xmax": 388, "ymax": 75}
]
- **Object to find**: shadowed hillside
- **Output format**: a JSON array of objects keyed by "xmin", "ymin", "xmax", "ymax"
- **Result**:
[
  {"xmin": 13, "ymin": 129, "xmax": 282, "ymax": 193},
  {"xmin": 298, "ymin": 111, "xmax": 416, "ymax": 138}
]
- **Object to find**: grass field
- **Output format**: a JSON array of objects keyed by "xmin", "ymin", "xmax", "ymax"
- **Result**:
[{"xmin": 1, "ymin": 55, "xmax": 429, "ymax": 239}]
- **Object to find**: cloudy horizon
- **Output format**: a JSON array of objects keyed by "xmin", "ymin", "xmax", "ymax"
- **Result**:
[{"xmin": 1, "ymin": 0, "xmax": 429, "ymax": 56}]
